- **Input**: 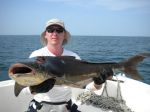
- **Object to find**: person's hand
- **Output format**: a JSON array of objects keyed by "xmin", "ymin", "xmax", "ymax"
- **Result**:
[{"xmin": 93, "ymin": 67, "xmax": 113, "ymax": 85}]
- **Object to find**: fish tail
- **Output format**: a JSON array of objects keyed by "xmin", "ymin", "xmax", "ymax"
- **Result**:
[{"xmin": 121, "ymin": 53, "xmax": 150, "ymax": 80}]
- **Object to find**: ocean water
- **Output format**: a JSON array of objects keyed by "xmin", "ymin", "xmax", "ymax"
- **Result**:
[{"xmin": 0, "ymin": 35, "xmax": 150, "ymax": 84}]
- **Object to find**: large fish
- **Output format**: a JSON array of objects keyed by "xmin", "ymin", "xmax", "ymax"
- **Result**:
[{"xmin": 8, "ymin": 53, "xmax": 150, "ymax": 96}]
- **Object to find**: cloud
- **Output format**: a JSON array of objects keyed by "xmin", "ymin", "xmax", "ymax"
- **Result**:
[{"xmin": 43, "ymin": 0, "xmax": 150, "ymax": 11}]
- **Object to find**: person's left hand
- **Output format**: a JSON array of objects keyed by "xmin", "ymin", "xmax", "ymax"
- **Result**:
[{"xmin": 93, "ymin": 67, "xmax": 113, "ymax": 85}]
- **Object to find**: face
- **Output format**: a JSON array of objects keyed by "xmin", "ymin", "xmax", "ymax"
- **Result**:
[{"xmin": 44, "ymin": 25, "xmax": 65, "ymax": 46}]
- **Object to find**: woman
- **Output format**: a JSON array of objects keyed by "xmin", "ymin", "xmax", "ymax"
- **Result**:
[{"xmin": 27, "ymin": 18, "xmax": 81, "ymax": 112}]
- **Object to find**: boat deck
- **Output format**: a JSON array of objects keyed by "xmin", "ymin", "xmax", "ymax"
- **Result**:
[{"xmin": 0, "ymin": 76, "xmax": 150, "ymax": 112}]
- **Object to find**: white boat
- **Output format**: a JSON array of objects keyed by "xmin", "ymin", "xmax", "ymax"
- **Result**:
[{"xmin": 0, "ymin": 75, "xmax": 150, "ymax": 112}]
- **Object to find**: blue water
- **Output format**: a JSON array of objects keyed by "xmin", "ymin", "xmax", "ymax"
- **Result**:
[{"xmin": 0, "ymin": 35, "xmax": 150, "ymax": 84}]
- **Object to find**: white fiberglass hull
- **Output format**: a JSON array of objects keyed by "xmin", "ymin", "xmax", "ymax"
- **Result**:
[{"xmin": 0, "ymin": 75, "xmax": 150, "ymax": 112}]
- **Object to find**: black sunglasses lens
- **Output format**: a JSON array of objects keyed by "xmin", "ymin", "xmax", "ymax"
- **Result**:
[
  {"xmin": 56, "ymin": 28, "xmax": 64, "ymax": 33},
  {"xmin": 47, "ymin": 27, "xmax": 64, "ymax": 33},
  {"xmin": 47, "ymin": 29, "xmax": 53, "ymax": 33}
]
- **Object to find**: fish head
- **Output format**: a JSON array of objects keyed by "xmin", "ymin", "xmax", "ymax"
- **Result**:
[
  {"xmin": 8, "ymin": 56, "xmax": 65, "ymax": 86},
  {"xmin": 8, "ymin": 62, "xmax": 51, "ymax": 86}
]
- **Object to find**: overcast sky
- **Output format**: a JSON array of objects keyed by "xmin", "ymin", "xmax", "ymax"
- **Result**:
[{"xmin": 0, "ymin": 0, "xmax": 150, "ymax": 36}]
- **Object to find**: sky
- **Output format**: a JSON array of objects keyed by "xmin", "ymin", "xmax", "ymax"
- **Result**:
[{"xmin": 0, "ymin": 0, "xmax": 150, "ymax": 36}]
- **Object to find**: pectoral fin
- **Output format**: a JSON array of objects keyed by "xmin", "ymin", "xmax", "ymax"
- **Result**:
[{"xmin": 14, "ymin": 82, "xmax": 26, "ymax": 97}]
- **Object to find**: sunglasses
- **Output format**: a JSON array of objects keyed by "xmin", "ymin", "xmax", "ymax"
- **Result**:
[{"xmin": 46, "ymin": 27, "xmax": 64, "ymax": 33}]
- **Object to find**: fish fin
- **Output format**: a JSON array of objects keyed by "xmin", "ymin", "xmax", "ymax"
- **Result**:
[
  {"xmin": 29, "ymin": 78, "xmax": 55, "ymax": 94},
  {"xmin": 122, "ymin": 52, "xmax": 150, "ymax": 80},
  {"xmin": 14, "ymin": 82, "xmax": 26, "ymax": 97}
]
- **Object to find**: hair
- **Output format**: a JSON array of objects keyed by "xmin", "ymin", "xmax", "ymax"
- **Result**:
[{"xmin": 40, "ymin": 30, "xmax": 70, "ymax": 46}]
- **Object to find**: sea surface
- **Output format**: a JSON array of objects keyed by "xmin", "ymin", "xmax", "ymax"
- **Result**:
[{"xmin": 0, "ymin": 35, "xmax": 150, "ymax": 84}]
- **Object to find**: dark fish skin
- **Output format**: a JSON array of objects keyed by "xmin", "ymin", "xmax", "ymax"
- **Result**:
[{"xmin": 8, "ymin": 53, "xmax": 150, "ymax": 96}]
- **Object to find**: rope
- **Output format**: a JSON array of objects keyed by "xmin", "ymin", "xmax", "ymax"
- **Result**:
[{"xmin": 76, "ymin": 77, "xmax": 134, "ymax": 112}]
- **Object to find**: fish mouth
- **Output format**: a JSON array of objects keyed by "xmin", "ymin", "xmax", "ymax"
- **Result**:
[
  {"xmin": 9, "ymin": 63, "xmax": 33, "ymax": 77},
  {"xmin": 8, "ymin": 63, "xmax": 46, "ymax": 86}
]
